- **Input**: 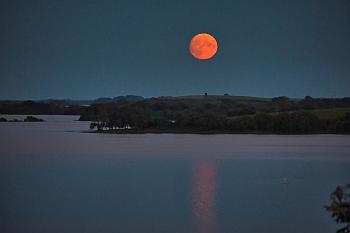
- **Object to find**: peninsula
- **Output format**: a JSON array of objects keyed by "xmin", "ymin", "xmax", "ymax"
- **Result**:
[{"xmin": 80, "ymin": 95, "xmax": 350, "ymax": 134}]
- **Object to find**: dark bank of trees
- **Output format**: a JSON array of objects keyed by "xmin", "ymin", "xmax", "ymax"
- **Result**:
[
  {"xmin": 227, "ymin": 112, "xmax": 350, "ymax": 133},
  {"xmin": 81, "ymin": 96, "xmax": 350, "ymax": 133}
]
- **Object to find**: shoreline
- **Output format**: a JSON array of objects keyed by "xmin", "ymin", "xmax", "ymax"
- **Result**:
[{"xmin": 84, "ymin": 129, "xmax": 350, "ymax": 135}]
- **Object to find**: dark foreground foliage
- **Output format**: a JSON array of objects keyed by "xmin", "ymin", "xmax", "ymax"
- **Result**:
[{"xmin": 326, "ymin": 184, "xmax": 350, "ymax": 233}]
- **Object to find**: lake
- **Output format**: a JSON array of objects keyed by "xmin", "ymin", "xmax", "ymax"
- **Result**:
[{"xmin": 0, "ymin": 115, "xmax": 349, "ymax": 233}]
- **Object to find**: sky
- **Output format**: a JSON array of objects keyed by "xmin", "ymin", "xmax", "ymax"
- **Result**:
[{"xmin": 0, "ymin": 0, "xmax": 349, "ymax": 100}]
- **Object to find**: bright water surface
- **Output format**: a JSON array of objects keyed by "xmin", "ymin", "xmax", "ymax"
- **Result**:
[{"xmin": 0, "ymin": 115, "xmax": 350, "ymax": 233}]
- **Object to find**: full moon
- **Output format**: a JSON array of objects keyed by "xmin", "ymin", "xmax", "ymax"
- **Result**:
[{"xmin": 189, "ymin": 33, "xmax": 218, "ymax": 60}]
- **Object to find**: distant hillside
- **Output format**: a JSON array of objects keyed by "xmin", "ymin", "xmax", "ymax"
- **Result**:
[
  {"xmin": 176, "ymin": 95, "xmax": 272, "ymax": 102},
  {"xmin": 0, "ymin": 95, "xmax": 144, "ymax": 115},
  {"xmin": 38, "ymin": 95, "xmax": 144, "ymax": 106},
  {"xmin": 2, "ymin": 95, "xmax": 350, "ymax": 115}
]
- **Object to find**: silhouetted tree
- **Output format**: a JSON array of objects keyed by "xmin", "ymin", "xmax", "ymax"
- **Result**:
[{"xmin": 325, "ymin": 184, "xmax": 350, "ymax": 233}]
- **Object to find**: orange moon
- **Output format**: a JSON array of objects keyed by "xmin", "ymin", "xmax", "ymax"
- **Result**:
[{"xmin": 189, "ymin": 33, "xmax": 218, "ymax": 60}]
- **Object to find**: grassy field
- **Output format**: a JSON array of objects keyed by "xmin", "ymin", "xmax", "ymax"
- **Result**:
[{"xmin": 307, "ymin": 107, "xmax": 350, "ymax": 119}]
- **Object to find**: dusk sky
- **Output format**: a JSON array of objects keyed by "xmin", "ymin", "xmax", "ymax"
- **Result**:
[{"xmin": 1, "ymin": 0, "xmax": 349, "ymax": 100}]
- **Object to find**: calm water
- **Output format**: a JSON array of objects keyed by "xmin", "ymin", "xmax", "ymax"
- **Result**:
[{"xmin": 0, "ymin": 115, "xmax": 350, "ymax": 233}]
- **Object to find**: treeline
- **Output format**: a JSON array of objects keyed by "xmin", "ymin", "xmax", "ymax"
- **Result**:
[
  {"xmin": 80, "ymin": 96, "xmax": 350, "ymax": 133},
  {"xmin": 0, "ymin": 96, "xmax": 145, "ymax": 115},
  {"xmin": 0, "ymin": 101, "xmax": 84, "ymax": 115}
]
